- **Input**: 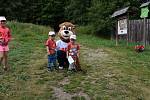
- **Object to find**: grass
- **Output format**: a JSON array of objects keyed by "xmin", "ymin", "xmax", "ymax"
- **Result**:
[
  {"xmin": 0, "ymin": 21, "xmax": 149, "ymax": 100},
  {"xmin": 0, "ymin": 21, "xmax": 55, "ymax": 100},
  {"xmin": 77, "ymin": 33, "xmax": 150, "ymax": 99}
]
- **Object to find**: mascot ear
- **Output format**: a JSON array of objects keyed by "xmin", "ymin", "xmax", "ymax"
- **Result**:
[
  {"xmin": 72, "ymin": 25, "xmax": 75, "ymax": 29},
  {"xmin": 59, "ymin": 23, "xmax": 64, "ymax": 28}
]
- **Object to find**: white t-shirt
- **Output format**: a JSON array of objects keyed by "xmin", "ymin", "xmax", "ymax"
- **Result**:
[{"xmin": 56, "ymin": 40, "xmax": 68, "ymax": 51}]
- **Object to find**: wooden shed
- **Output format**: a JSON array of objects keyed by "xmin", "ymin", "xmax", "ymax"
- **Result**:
[
  {"xmin": 111, "ymin": 6, "xmax": 150, "ymax": 46},
  {"xmin": 111, "ymin": 7, "xmax": 130, "ymax": 46}
]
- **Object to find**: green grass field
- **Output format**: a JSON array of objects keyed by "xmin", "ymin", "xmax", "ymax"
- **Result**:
[{"xmin": 0, "ymin": 22, "xmax": 150, "ymax": 100}]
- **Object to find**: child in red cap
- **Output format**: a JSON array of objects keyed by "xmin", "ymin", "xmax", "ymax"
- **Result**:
[{"xmin": 45, "ymin": 31, "xmax": 57, "ymax": 71}]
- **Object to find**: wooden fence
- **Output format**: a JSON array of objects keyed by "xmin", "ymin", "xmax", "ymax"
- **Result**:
[{"xmin": 128, "ymin": 19, "xmax": 150, "ymax": 45}]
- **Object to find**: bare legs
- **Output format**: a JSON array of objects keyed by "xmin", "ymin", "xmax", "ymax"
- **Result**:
[{"xmin": 0, "ymin": 51, "xmax": 8, "ymax": 71}]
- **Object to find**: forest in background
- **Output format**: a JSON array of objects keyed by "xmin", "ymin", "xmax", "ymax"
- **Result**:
[{"xmin": 0, "ymin": 0, "xmax": 149, "ymax": 36}]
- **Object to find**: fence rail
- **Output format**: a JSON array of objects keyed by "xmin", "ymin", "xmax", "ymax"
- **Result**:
[{"xmin": 128, "ymin": 19, "xmax": 150, "ymax": 45}]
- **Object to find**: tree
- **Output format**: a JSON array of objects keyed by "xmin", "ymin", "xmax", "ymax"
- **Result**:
[
  {"xmin": 64, "ymin": 0, "xmax": 91, "ymax": 25},
  {"xmin": 86, "ymin": 0, "xmax": 140, "ymax": 36},
  {"xmin": 0, "ymin": 0, "xmax": 23, "ymax": 20}
]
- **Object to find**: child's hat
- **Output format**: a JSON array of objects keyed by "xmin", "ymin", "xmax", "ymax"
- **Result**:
[
  {"xmin": 48, "ymin": 31, "xmax": 55, "ymax": 35},
  {"xmin": 0, "ymin": 16, "xmax": 6, "ymax": 21},
  {"xmin": 70, "ymin": 35, "xmax": 76, "ymax": 39}
]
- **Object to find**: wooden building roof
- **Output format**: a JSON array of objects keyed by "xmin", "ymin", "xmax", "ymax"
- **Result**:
[
  {"xmin": 111, "ymin": 7, "xmax": 129, "ymax": 18},
  {"xmin": 140, "ymin": 1, "xmax": 150, "ymax": 8}
]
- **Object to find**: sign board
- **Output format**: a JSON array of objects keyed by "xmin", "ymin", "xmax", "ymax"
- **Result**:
[
  {"xmin": 118, "ymin": 19, "xmax": 127, "ymax": 35},
  {"xmin": 140, "ymin": 7, "xmax": 149, "ymax": 18}
]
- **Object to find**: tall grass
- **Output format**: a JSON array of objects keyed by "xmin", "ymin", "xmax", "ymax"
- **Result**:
[{"xmin": 8, "ymin": 21, "xmax": 50, "ymax": 71}]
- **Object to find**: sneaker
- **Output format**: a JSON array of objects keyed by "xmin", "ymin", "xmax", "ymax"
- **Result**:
[
  {"xmin": 3, "ymin": 66, "xmax": 8, "ymax": 71},
  {"xmin": 59, "ymin": 66, "xmax": 63, "ymax": 70}
]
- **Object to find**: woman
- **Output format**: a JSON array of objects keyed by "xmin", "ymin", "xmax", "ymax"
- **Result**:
[{"xmin": 0, "ymin": 16, "xmax": 11, "ymax": 71}]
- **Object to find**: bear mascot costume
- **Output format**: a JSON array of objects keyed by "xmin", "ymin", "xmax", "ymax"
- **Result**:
[{"xmin": 56, "ymin": 22, "xmax": 75, "ymax": 69}]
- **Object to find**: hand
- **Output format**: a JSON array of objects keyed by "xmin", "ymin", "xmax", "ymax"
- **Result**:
[
  {"xmin": 47, "ymin": 52, "xmax": 50, "ymax": 55},
  {"xmin": 77, "ymin": 54, "xmax": 79, "ymax": 58}
]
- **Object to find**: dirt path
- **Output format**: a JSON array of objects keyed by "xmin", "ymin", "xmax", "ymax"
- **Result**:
[
  {"xmin": 80, "ymin": 46, "xmax": 108, "ymax": 65},
  {"xmin": 52, "ymin": 86, "xmax": 90, "ymax": 100},
  {"xmin": 50, "ymin": 45, "xmax": 109, "ymax": 100}
]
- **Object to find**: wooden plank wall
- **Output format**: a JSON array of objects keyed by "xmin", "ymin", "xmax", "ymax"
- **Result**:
[{"xmin": 128, "ymin": 19, "xmax": 150, "ymax": 45}]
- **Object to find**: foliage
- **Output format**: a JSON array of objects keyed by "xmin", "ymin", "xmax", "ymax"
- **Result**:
[
  {"xmin": 64, "ymin": 0, "xmax": 91, "ymax": 25},
  {"xmin": 0, "ymin": 0, "xmax": 145, "ymax": 35}
]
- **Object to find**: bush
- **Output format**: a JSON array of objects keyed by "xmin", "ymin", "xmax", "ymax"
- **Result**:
[{"xmin": 76, "ymin": 25, "xmax": 94, "ymax": 35}]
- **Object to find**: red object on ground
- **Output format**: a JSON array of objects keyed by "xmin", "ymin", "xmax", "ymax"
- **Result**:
[{"xmin": 134, "ymin": 45, "xmax": 145, "ymax": 52}]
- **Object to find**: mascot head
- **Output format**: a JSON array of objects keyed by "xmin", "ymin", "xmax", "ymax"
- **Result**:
[{"xmin": 58, "ymin": 22, "xmax": 75, "ymax": 43}]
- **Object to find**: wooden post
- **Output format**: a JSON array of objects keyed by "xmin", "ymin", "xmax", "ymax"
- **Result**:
[
  {"xmin": 143, "ymin": 18, "xmax": 146, "ymax": 46},
  {"xmin": 116, "ymin": 20, "xmax": 118, "ymax": 46},
  {"xmin": 127, "ymin": 18, "xmax": 129, "ymax": 46}
]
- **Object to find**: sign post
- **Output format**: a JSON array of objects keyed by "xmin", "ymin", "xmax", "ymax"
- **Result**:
[
  {"xmin": 111, "ymin": 7, "xmax": 130, "ymax": 46},
  {"xmin": 140, "ymin": 6, "xmax": 149, "ymax": 46},
  {"xmin": 116, "ymin": 18, "xmax": 127, "ymax": 46}
]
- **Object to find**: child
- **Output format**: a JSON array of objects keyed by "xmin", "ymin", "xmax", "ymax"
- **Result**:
[
  {"xmin": 45, "ymin": 31, "xmax": 57, "ymax": 71},
  {"xmin": 0, "ymin": 16, "xmax": 11, "ymax": 71},
  {"xmin": 67, "ymin": 35, "xmax": 81, "ymax": 71}
]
